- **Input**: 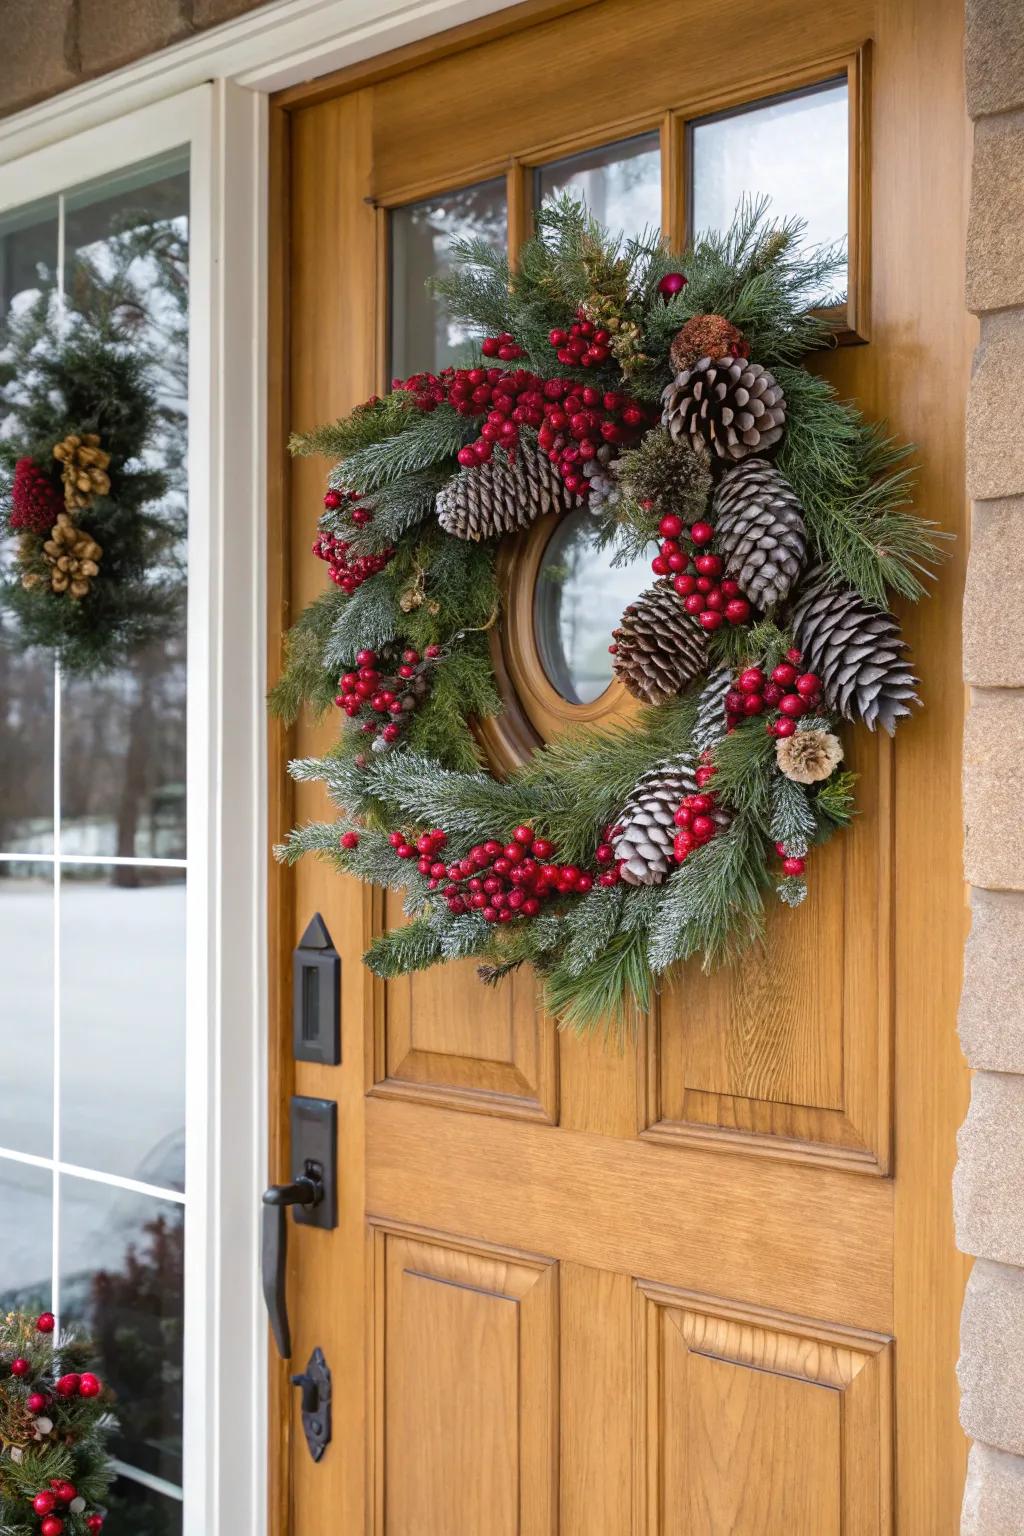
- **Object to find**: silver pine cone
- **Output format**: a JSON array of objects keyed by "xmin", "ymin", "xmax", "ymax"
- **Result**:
[
  {"xmin": 436, "ymin": 443, "xmax": 579, "ymax": 541},
  {"xmin": 662, "ymin": 355, "xmax": 787, "ymax": 464},
  {"xmin": 611, "ymin": 582, "xmax": 708, "ymax": 704},
  {"xmin": 787, "ymin": 565, "xmax": 920, "ymax": 733},
  {"xmin": 612, "ymin": 753, "xmax": 731, "ymax": 886},
  {"xmin": 582, "ymin": 444, "xmax": 623, "ymax": 514},
  {"xmin": 713, "ymin": 458, "xmax": 807, "ymax": 607},
  {"xmin": 691, "ymin": 666, "xmax": 733, "ymax": 757}
]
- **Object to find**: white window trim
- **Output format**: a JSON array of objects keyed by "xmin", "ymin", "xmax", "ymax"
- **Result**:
[{"xmin": 0, "ymin": 3, "xmax": 531, "ymax": 1533}]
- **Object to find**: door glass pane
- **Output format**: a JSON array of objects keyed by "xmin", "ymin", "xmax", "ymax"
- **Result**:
[
  {"xmin": 60, "ymin": 1178, "xmax": 184, "ymax": 1483},
  {"xmin": 537, "ymin": 133, "xmax": 662, "ymax": 242},
  {"xmin": 534, "ymin": 509, "xmax": 653, "ymax": 705},
  {"xmin": 390, "ymin": 178, "xmax": 507, "ymax": 379},
  {"xmin": 0, "ymin": 863, "xmax": 53, "ymax": 1156},
  {"xmin": 104, "ymin": 1475, "xmax": 182, "ymax": 1536},
  {"xmin": 0, "ymin": 1159, "xmax": 52, "ymax": 1310},
  {"xmin": 691, "ymin": 79, "xmax": 848, "ymax": 295},
  {"xmin": 60, "ymin": 865, "xmax": 186, "ymax": 1188}
]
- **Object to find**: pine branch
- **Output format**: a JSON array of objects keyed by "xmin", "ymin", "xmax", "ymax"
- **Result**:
[
  {"xmin": 269, "ymin": 587, "xmax": 347, "ymax": 722},
  {"xmin": 289, "ymin": 392, "xmax": 412, "ymax": 460},
  {"xmin": 813, "ymin": 769, "xmax": 857, "ymax": 829},
  {"xmin": 768, "ymin": 772, "xmax": 817, "ymax": 856},
  {"xmin": 338, "ymin": 405, "xmax": 469, "ymax": 493},
  {"xmin": 646, "ymin": 818, "xmax": 767, "ymax": 974},
  {"xmin": 559, "ymin": 884, "xmax": 628, "ymax": 978},
  {"xmin": 364, "ymin": 918, "xmax": 443, "ymax": 978}
]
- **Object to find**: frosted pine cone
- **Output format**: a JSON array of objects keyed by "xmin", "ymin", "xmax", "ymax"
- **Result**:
[
  {"xmin": 662, "ymin": 356, "xmax": 787, "ymax": 464},
  {"xmin": 436, "ymin": 443, "xmax": 578, "ymax": 540},
  {"xmin": 611, "ymin": 583, "xmax": 708, "ymax": 704},
  {"xmin": 713, "ymin": 458, "xmax": 806, "ymax": 607}
]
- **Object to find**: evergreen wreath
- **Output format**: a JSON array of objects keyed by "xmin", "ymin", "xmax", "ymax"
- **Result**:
[
  {"xmin": 274, "ymin": 196, "xmax": 946, "ymax": 1033},
  {"xmin": 0, "ymin": 303, "xmax": 182, "ymax": 676},
  {"xmin": 0, "ymin": 1309, "xmax": 112, "ymax": 1534}
]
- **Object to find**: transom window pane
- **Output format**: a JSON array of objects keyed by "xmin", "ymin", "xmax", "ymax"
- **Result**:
[
  {"xmin": 390, "ymin": 178, "xmax": 507, "ymax": 378},
  {"xmin": 534, "ymin": 510, "xmax": 653, "ymax": 705},
  {"xmin": 0, "ymin": 149, "xmax": 190, "ymax": 1515},
  {"xmin": 537, "ymin": 132, "xmax": 662, "ymax": 243},
  {"xmin": 690, "ymin": 79, "xmax": 849, "ymax": 297}
]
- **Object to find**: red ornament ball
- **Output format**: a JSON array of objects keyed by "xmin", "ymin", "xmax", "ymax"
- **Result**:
[
  {"xmin": 26, "ymin": 1392, "xmax": 47, "ymax": 1413},
  {"xmin": 32, "ymin": 1492, "xmax": 56, "ymax": 1515},
  {"xmin": 339, "ymin": 831, "xmax": 359, "ymax": 850},
  {"xmin": 40, "ymin": 1518, "xmax": 64, "ymax": 1536},
  {"xmin": 52, "ymin": 1481, "xmax": 76, "ymax": 1503},
  {"xmin": 86, "ymin": 1520, "xmax": 104, "ymax": 1535},
  {"xmin": 78, "ymin": 1374, "xmax": 102, "ymax": 1399},
  {"xmin": 54, "ymin": 1374, "xmax": 80, "ymax": 1398},
  {"xmin": 10, "ymin": 1358, "xmax": 29, "ymax": 1378},
  {"xmin": 658, "ymin": 272, "xmax": 688, "ymax": 298},
  {"xmin": 782, "ymin": 856, "xmax": 806, "ymax": 877},
  {"xmin": 35, "ymin": 1312, "xmax": 55, "ymax": 1334}
]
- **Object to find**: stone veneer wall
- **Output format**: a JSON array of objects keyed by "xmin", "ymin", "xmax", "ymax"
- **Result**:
[
  {"xmin": 957, "ymin": 0, "xmax": 1024, "ymax": 1529},
  {"xmin": 0, "ymin": 0, "xmax": 274, "ymax": 117}
]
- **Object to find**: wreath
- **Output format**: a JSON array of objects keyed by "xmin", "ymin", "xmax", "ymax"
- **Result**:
[
  {"xmin": 274, "ymin": 197, "xmax": 945, "ymax": 1032},
  {"xmin": 0, "ymin": 293, "xmax": 184, "ymax": 675}
]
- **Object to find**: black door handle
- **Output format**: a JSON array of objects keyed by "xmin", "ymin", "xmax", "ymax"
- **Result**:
[{"xmin": 262, "ymin": 1171, "xmax": 322, "ymax": 1359}]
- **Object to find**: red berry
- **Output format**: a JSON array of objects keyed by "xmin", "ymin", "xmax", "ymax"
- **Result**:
[
  {"xmin": 86, "ymin": 1519, "xmax": 105, "ymax": 1534},
  {"xmin": 773, "ymin": 717, "xmax": 797, "ymax": 737},
  {"xmin": 10, "ymin": 1359, "xmax": 29, "ymax": 1378},
  {"xmin": 742, "ymin": 694, "xmax": 765, "ymax": 715},
  {"xmin": 513, "ymin": 825, "xmax": 534, "ymax": 846},
  {"xmin": 795, "ymin": 673, "xmax": 821, "ymax": 698},
  {"xmin": 26, "ymin": 1392, "xmax": 47, "ymax": 1412},
  {"xmin": 782, "ymin": 856, "xmax": 806, "ymax": 877},
  {"xmin": 52, "ymin": 1481, "xmax": 76, "ymax": 1503},
  {"xmin": 35, "ymin": 1313, "xmax": 55, "ymax": 1334},
  {"xmin": 778, "ymin": 694, "xmax": 807, "ymax": 718},
  {"xmin": 595, "ymin": 843, "xmax": 613, "ymax": 864},
  {"xmin": 658, "ymin": 514, "xmax": 683, "ymax": 537},
  {"xmin": 425, "ymin": 644, "xmax": 441, "ymax": 658},
  {"xmin": 725, "ymin": 598, "xmax": 751, "ymax": 625},
  {"xmin": 738, "ymin": 668, "xmax": 765, "ymax": 693},
  {"xmin": 683, "ymin": 593, "xmax": 704, "ymax": 616},
  {"xmin": 694, "ymin": 553, "xmax": 722, "ymax": 577},
  {"xmin": 41, "ymin": 1519, "xmax": 64, "ymax": 1536},
  {"xmin": 691, "ymin": 815, "xmax": 716, "ymax": 841},
  {"xmin": 340, "ymin": 831, "xmax": 359, "ymax": 850},
  {"xmin": 725, "ymin": 690, "xmax": 745, "ymax": 713},
  {"xmin": 576, "ymin": 873, "xmax": 594, "ymax": 893},
  {"xmin": 522, "ymin": 898, "xmax": 541, "ymax": 917},
  {"xmin": 689, "ymin": 521, "xmax": 714, "ymax": 546},
  {"xmin": 78, "ymin": 1374, "xmax": 101, "ymax": 1399},
  {"xmin": 771, "ymin": 663, "xmax": 797, "ymax": 686},
  {"xmin": 33, "ymin": 1492, "xmax": 56, "ymax": 1515},
  {"xmin": 699, "ymin": 611, "xmax": 724, "ymax": 630},
  {"xmin": 395, "ymin": 845, "xmax": 415, "ymax": 860},
  {"xmin": 762, "ymin": 683, "xmax": 783, "ymax": 706},
  {"xmin": 786, "ymin": 647, "xmax": 803, "ymax": 664},
  {"xmin": 532, "ymin": 839, "xmax": 554, "ymax": 859},
  {"xmin": 457, "ymin": 446, "xmax": 477, "ymax": 467},
  {"xmin": 658, "ymin": 272, "xmax": 688, "ymax": 297}
]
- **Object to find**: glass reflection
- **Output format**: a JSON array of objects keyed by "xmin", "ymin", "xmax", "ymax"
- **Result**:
[
  {"xmin": 534, "ymin": 511, "xmax": 654, "ymax": 705},
  {"xmin": 691, "ymin": 80, "xmax": 848, "ymax": 296},
  {"xmin": 537, "ymin": 134, "xmax": 662, "ymax": 242},
  {"xmin": 0, "ymin": 864, "xmax": 53, "ymax": 1156},
  {"xmin": 103, "ymin": 1476, "xmax": 182, "ymax": 1535},
  {"xmin": 60, "ymin": 866, "xmax": 185, "ymax": 1189},
  {"xmin": 60, "ymin": 1179, "xmax": 184, "ymax": 1483},
  {"xmin": 0, "ymin": 1159, "xmax": 51, "ymax": 1311},
  {"xmin": 390, "ymin": 178, "xmax": 507, "ymax": 378}
]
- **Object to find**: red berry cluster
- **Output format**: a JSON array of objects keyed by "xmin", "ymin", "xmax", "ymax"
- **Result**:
[
  {"xmin": 313, "ymin": 489, "xmax": 393, "ymax": 595},
  {"xmin": 672, "ymin": 763, "xmax": 722, "ymax": 863},
  {"xmin": 335, "ymin": 645, "xmax": 439, "ymax": 747},
  {"xmin": 392, "ymin": 365, "xmax": 647, "ymax": 499},
  {"xmin": 547, "ymin": 307, "xmax": 613, "ymax": 369},
  {"xmin": 651, "ymin": 516, "xmax": 751, "ymax": 631},
  {"xmin": 9, "ymin": 456, "xmax": 63, "ymax": 535},
  {"xmin": 32, "ymin": 1472, "xmax": 104, "ymax": 1532},
  {"xmin": 723, "ymin": 651, "xmax": 823, "ymax": 736},
  {"xmin": 481, "ymin": 331, "xmax": 524, "ymax": 361},
  {"xmin": 774, "ymin": 841, "xmax": 807, "ymax": 878}
]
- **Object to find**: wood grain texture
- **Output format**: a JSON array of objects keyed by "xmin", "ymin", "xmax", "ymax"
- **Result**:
[{"xmin": 268, "ymin": 0, "xmax": 971, "ymax": 1526}]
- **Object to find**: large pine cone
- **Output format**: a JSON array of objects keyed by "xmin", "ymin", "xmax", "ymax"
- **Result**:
[
  {"xmin": 691, "ymin": 666, "xmax": 732, "ymax": 758},
  {"xmin": 611, "ymin": 582, "xmax": 708, "ymax": 704},
  {"xmin": 436, "ymin": 443, "xmax": 578, "ymax": 541},
  {"xmin": 662, "ymin": 356, "xmax": 787, "ymax": 464},
  {"xmin": 612, "ymin": 755, "xmax": 699, "ymax": 886},
  {"xmin": 787, "ymin": 566, "xmax": 920, "ymax": 733},
  {"xmin": 713, "ymin": 458, "xmax": 807, "ymax": 607}
]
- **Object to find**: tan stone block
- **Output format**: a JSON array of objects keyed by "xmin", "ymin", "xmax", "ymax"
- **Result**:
[
  {"xmin": 964, "ymin": 692, "xmax": 1024, "ymax": 889},
  {"xmin": 968, "ymin": 114, "xmax": 1024, "ymax": 313},
  {"xmin": 967, "ymin": 0, "xmax": 1024, "ymax": 119},
  {"xmin": 965, "ymin": 500, "xmax": 1024, "ymax": 686},
  {"xmin": 0, "ymin": 0, "xmax": 77, "ymax": 119},
  {"xmin": 193, "ymin": 0, "xmax": 271, "ymax": 26},
  {"xmin": 963, "ymin": 1442, "xmax": 1024, "ymax": 1534},
  {"xmin": 78, "ymin": 0, "xmax": 191, "ymax": 76},
  {"xmin": 968, "ymin": 313, "xmax": 1024, "ymax": 503},
  {"xmin": 960, "ymin": 890, "xmax": 1024, "ymax": 1071},
  {"xmin": 955, "ymin": 1072, "xmax": 1024, "ymax": 1263},
  {"xmin": 960, "ymin": 1260, "xmax": 1024, "ymax": 1454}
]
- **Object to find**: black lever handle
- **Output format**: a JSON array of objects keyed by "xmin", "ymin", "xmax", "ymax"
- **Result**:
[{"xmin": 261, "ymin": 1171, "xmax": 322, "ymax": 1359}]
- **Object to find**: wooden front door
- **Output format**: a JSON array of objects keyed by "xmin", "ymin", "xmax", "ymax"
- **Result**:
[{"xmin": 268, "ymin": 0, "xmax": 970, "ymax": 1530}]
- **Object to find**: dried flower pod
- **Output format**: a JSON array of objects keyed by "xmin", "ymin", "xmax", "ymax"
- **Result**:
[{"xmin": 775, "ymin": 729, "xmax": 844, "ymax": 784}]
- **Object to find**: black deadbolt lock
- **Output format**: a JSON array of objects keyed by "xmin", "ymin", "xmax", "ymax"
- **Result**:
[
  {"xmin": 293, "ymin": 913, "xmax": 340, "ymax": 1065},
  {"xmin": 291, "ymin": 1347, "xmax": 331, "ymax": 1462}
]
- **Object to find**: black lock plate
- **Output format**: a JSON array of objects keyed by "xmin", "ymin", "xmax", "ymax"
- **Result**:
[
  {"xmin": 291, "ymin": 1346, "xmax": 331, "ymax": 1462},
  {"xmin": 293, "ymin": 914, "xmax": 341, "ymax": 1065},
  {"xmin": 290, "ymin": 1096, "xmax": 337, "ymax": 1231}
]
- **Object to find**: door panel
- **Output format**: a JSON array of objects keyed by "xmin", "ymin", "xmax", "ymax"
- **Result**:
[{"xmin": 270, "ymin": 0, "xmax": 970, "ymax": 1530}]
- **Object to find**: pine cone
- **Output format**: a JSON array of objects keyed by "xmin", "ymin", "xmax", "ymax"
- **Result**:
[
  {"xmin": 787, "ymin": 566, "xmax": 920, "ymax": 733},
  {"xmin": 611, "ymin": 582, "xmax": 708, "ymax": 704},
  {"xmin": 53, "ymin": 433, "xmax": 111, "ymax": 511},
  {"xmin": 691, "ymin": 666, "xmax": 732, "ymax": 757},
  {"xmin": 41, "ymin": 512, "xmax": 102, "ymax": 599},
  {"xmin": 436, "ymin": 443, "xmax": 578, "ymax": 541},
  {"xmin": 713, "ymin": 458, "xmax": 807, "ymax": 607},
  {"xmin": 776, "ymin": 728, "xmax": 843, "ymax": 784},
  {"xmin": 662, "ymin": 356, "xmax": 787, "ymax": 464},
  {"xmin": 612, "ymin": 754, "xmax": 699, "ymax": 885},
  {"xmin": 581, "ymin": 444, "xmax": 623, "ymax": 513},
  {"xmin": 669, "ymin": 314, "xmax": 748, "ymax": 375}
]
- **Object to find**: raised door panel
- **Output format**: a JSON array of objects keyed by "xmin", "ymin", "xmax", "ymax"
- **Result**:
[
  {"xmin": 377, "ymin": 893, "xmax": 558, "ymax": 1120},
  {"xmin": 373, "ymin": 1227, "xmax": 558, "ymax": 1535},
  {"xmin": 638, "ymin": 1283, "xmax": 892, "ymax": 1535}
]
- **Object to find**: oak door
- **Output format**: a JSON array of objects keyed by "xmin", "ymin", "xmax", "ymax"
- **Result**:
[{"xmin": 268, "ymin": 0, "xmax": 971, "ymax": 1530}]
